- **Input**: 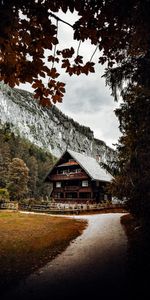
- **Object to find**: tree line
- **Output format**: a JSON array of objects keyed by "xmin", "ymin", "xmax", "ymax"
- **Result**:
[{"xmin": 0, "ymin": 124, "xmax": 56, "ymax": 202}]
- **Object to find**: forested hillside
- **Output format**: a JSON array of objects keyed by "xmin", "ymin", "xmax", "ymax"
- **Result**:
[{"xmin": 0, "ymin": 124, "xmax": 56, "ymax": 200}]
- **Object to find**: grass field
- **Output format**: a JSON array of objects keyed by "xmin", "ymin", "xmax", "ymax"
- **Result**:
[{"xmin": 0, "ymin": 210, "xmax": 87, "ymax": 291}]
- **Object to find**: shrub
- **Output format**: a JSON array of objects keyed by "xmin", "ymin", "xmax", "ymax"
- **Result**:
[{"xmin": 0, "ymin": 188, "xmax": 10, "ymax": 202}]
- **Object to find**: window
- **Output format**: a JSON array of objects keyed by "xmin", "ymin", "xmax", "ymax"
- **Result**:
[
  {"xmin": 56, "ymin": 182, "xmax": 61, "ymax": 188},
  {"xmin": 104, "ymin": 194, "xmax": 108, "ymax": 201},
  {"xmin": 66, "ymin": 192, "xmax": 77, "ymax": 199},
  {"xmin": 75, "ymin": 168, "xmax": 82, "ymax": 173},
  {"xmin": 55, "ymin": 192, "xmax": 64, "ymax": 198},
  {"xmin": 79, "ymin": 192, "xmax": 91, "ymax": 199},
  {"xmin": 82, "ymin": 180, "xmax": 88, "ymax": 187},
  {"xmin": 62, "ymin": 169, "xmax": 70, "ymax": 174}
]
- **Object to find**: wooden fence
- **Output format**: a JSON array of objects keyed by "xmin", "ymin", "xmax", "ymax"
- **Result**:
[
  {"xmin": 19, "ymin": 202, "xmax": 125, "ymax": 214},
  {"xmin": 0, "ymin": 202, "xmax": 18, "ymax": 210}
]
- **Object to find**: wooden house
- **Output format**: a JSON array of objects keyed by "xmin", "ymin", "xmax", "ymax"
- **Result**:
[{"xmin": 45, "ymin": 149, "xmax": 113, "ymax": 203}]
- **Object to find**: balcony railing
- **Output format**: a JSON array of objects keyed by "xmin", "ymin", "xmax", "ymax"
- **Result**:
[
  {"xmin": 53, "ymin": 187, "xmax": 92, "ymax": 193},
  {"xmin": 50, "ymin": 172, "xmax": 88, "ymax": 181},
  {"xmin": 64, "ymin": 186, "xmax": 79, "ymax": 191}
]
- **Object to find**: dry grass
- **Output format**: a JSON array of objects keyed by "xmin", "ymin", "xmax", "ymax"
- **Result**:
[{"xmin": 0, "ymin": 210, "xmax": 87, "ymax": 291}]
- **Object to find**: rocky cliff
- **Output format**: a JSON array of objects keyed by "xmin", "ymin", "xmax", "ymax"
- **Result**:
[{"xmin": 0, "ymin": 82, "xmax": 116, "ymax": 162}]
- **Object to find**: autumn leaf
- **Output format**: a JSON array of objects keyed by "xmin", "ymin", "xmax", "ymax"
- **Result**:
[
  {"xmin": 61, "ymin": 59, "xmax": 70, "ymax": 68},
  {"xmin": 39, "ymin": 97, "xmax": 51, "ymax": 107},
  {"xmin": 49, "ymin": 68, "xmax": 60, "ymax": 79},
  {"xmin": 48, "ymin": 55, "xmax": 59, "ymax": 63},
  {"xmin": 52, "ymin": 94, "xmax": 62, "ymax": 103},
  {"xmin": 61, "ymin": 47, "xmax": 75, "ymax": 58},
  {"xmin": 74, "ymin": 55, "xmax": 83, "ymax": 64},
  {"xmin": 39, "ymin": 71, "xmax": 45, "ymax": 78},
  {"xmin": 48, "ymin": 55, "xmax": 55, "ymax": 62},
  {"xmin": 48, "ymin": 79, "xmax": 56, "ymax": 88},
  {"xmin": 32, "ymin": 80, "xmax": 44, "ymax": 89}
]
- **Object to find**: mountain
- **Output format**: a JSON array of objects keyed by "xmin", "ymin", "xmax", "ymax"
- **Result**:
[{"xmin": 0, "ymin": 82, "xmax": 116, "ymax": 163}]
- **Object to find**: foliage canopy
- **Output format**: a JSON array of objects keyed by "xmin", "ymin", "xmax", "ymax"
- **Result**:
[{"xmin": 1, "ymin": 0, "xmax": 150, "ymax": 105}]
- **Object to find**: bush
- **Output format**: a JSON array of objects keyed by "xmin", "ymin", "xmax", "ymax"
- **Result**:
[{"xmin": 0, "ymin": 188, "xmax": 10, "ymax": 202}]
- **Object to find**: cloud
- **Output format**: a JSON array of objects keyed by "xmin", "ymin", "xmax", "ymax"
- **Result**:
[
  {"xmin": 53, "ymin": 11, "xmax": 122, "ymax": 148},
  {"xmin": 19, "ymin": 10, "xmax": 121, "ymax": 149},
  {"xmin": 60, "ymin": 74, "xmax": 112, "ymax": 114},
  {"xmin": 57, "ymin": 63, "xmax": 121, "ymax": 148},
  {"xmin": 59, "ymin": 98, "xmax": 120, "ymax": 149}
]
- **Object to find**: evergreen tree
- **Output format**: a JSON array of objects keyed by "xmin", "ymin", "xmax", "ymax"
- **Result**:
[
  {"xmin": 109, "ymin": 86, "xmax": 150, "ymax": 221},
  {"xmin": 0, "ymin": 139, "xmax": 11, "ymax": 187},
  {"xmin": 7, "ymin": 158, "xmax": 29, "ymax": 200},
  {"xmin": 0, "ymin": 126, "xmax": 55, "ymax": 198},
  {"xmin": 27, "ymin": 156, "xmax": 38, "ymax": 197}
]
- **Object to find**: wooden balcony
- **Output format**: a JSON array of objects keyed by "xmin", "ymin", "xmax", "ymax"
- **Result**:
[
  {"xmin": 53, "ymin": 187, "xmax": 92, "ymax": 193},
  {"xmin": 50, "ymin": 172, "xmax": 89, "ymax": 181},
  {"xmin": 64, "ymin": 186, "xmax": 79, "ymax": 191}
]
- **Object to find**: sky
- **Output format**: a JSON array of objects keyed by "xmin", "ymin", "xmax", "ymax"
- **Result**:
[{"xmin": 20, "ymin": 10, "xmax": 121, "ymax": 149}]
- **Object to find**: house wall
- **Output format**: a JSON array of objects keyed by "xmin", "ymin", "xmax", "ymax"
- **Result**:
[
  {"xmin": 47, "ymin": 152, "xmax": 112, "ymax": 203},
  {"xmin": 51, "ymin": 180, "xmax": 110, "ymax": 203}
]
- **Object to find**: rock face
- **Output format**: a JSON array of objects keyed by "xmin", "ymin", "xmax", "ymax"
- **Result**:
[{"xmin": 0, "ymin": 83, "xmax": 116, "ymax": 162}]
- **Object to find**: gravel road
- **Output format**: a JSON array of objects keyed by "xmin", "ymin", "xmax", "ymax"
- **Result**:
[{"xmin": 3, "ymin": 213, "xmax": 130, "ymax": 300}]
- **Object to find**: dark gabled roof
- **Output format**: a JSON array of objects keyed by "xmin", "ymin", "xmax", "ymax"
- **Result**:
[{"xmin": 45, "ymin": 149, "xmax": 113, "ymax": 183}]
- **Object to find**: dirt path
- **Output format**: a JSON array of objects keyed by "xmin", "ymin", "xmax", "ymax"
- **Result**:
[{"xmin": 3, "ymin": 213, "xmax": 130, "ymax": 300}]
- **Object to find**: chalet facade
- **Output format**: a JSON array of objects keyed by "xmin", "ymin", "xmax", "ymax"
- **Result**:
[{"xmin": 45, "ymin": 149, "xmax": 113, "ymax": 203}]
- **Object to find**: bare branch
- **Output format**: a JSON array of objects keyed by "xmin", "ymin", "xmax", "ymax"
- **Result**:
[
  {"xmin": 49, "ymin": 12, "xmax": 73, "ymax": 29},
  {"xmin": 90, "ymin": 45, "xmax": 99, "ymax": 62},
  {"xmin": 52, "ymin": 19, "xmax": 58, "ymax": 69},
  {"xmin": 77, "ymin": 40, "xmax": 81, "ymax": 57}
]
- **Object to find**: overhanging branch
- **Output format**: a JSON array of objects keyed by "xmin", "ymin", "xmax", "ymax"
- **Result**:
[{"xmin": 49, "ymin": 12, "xmax": 73, "ymax": 29}]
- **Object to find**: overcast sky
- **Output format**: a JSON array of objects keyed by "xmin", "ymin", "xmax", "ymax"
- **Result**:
[{"xmin": 20, "ymin": 11, "xmax": 121, "ymax": 149}]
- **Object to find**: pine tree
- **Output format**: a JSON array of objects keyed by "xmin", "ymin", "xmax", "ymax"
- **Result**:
[
  {"xmin": 0, "ymin": 140, "xmax": 11, "ymax": 187},
  {"xmin": 27, "ymin": 156, "xmax": 38, "ymax": 197},
  {"xmin": 7, "ymin": 158, "xmax": 29, "ymax": 200},
  {"xmin": 110, "ymin": 86, "xmax": 150, "ymax": 221}
]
